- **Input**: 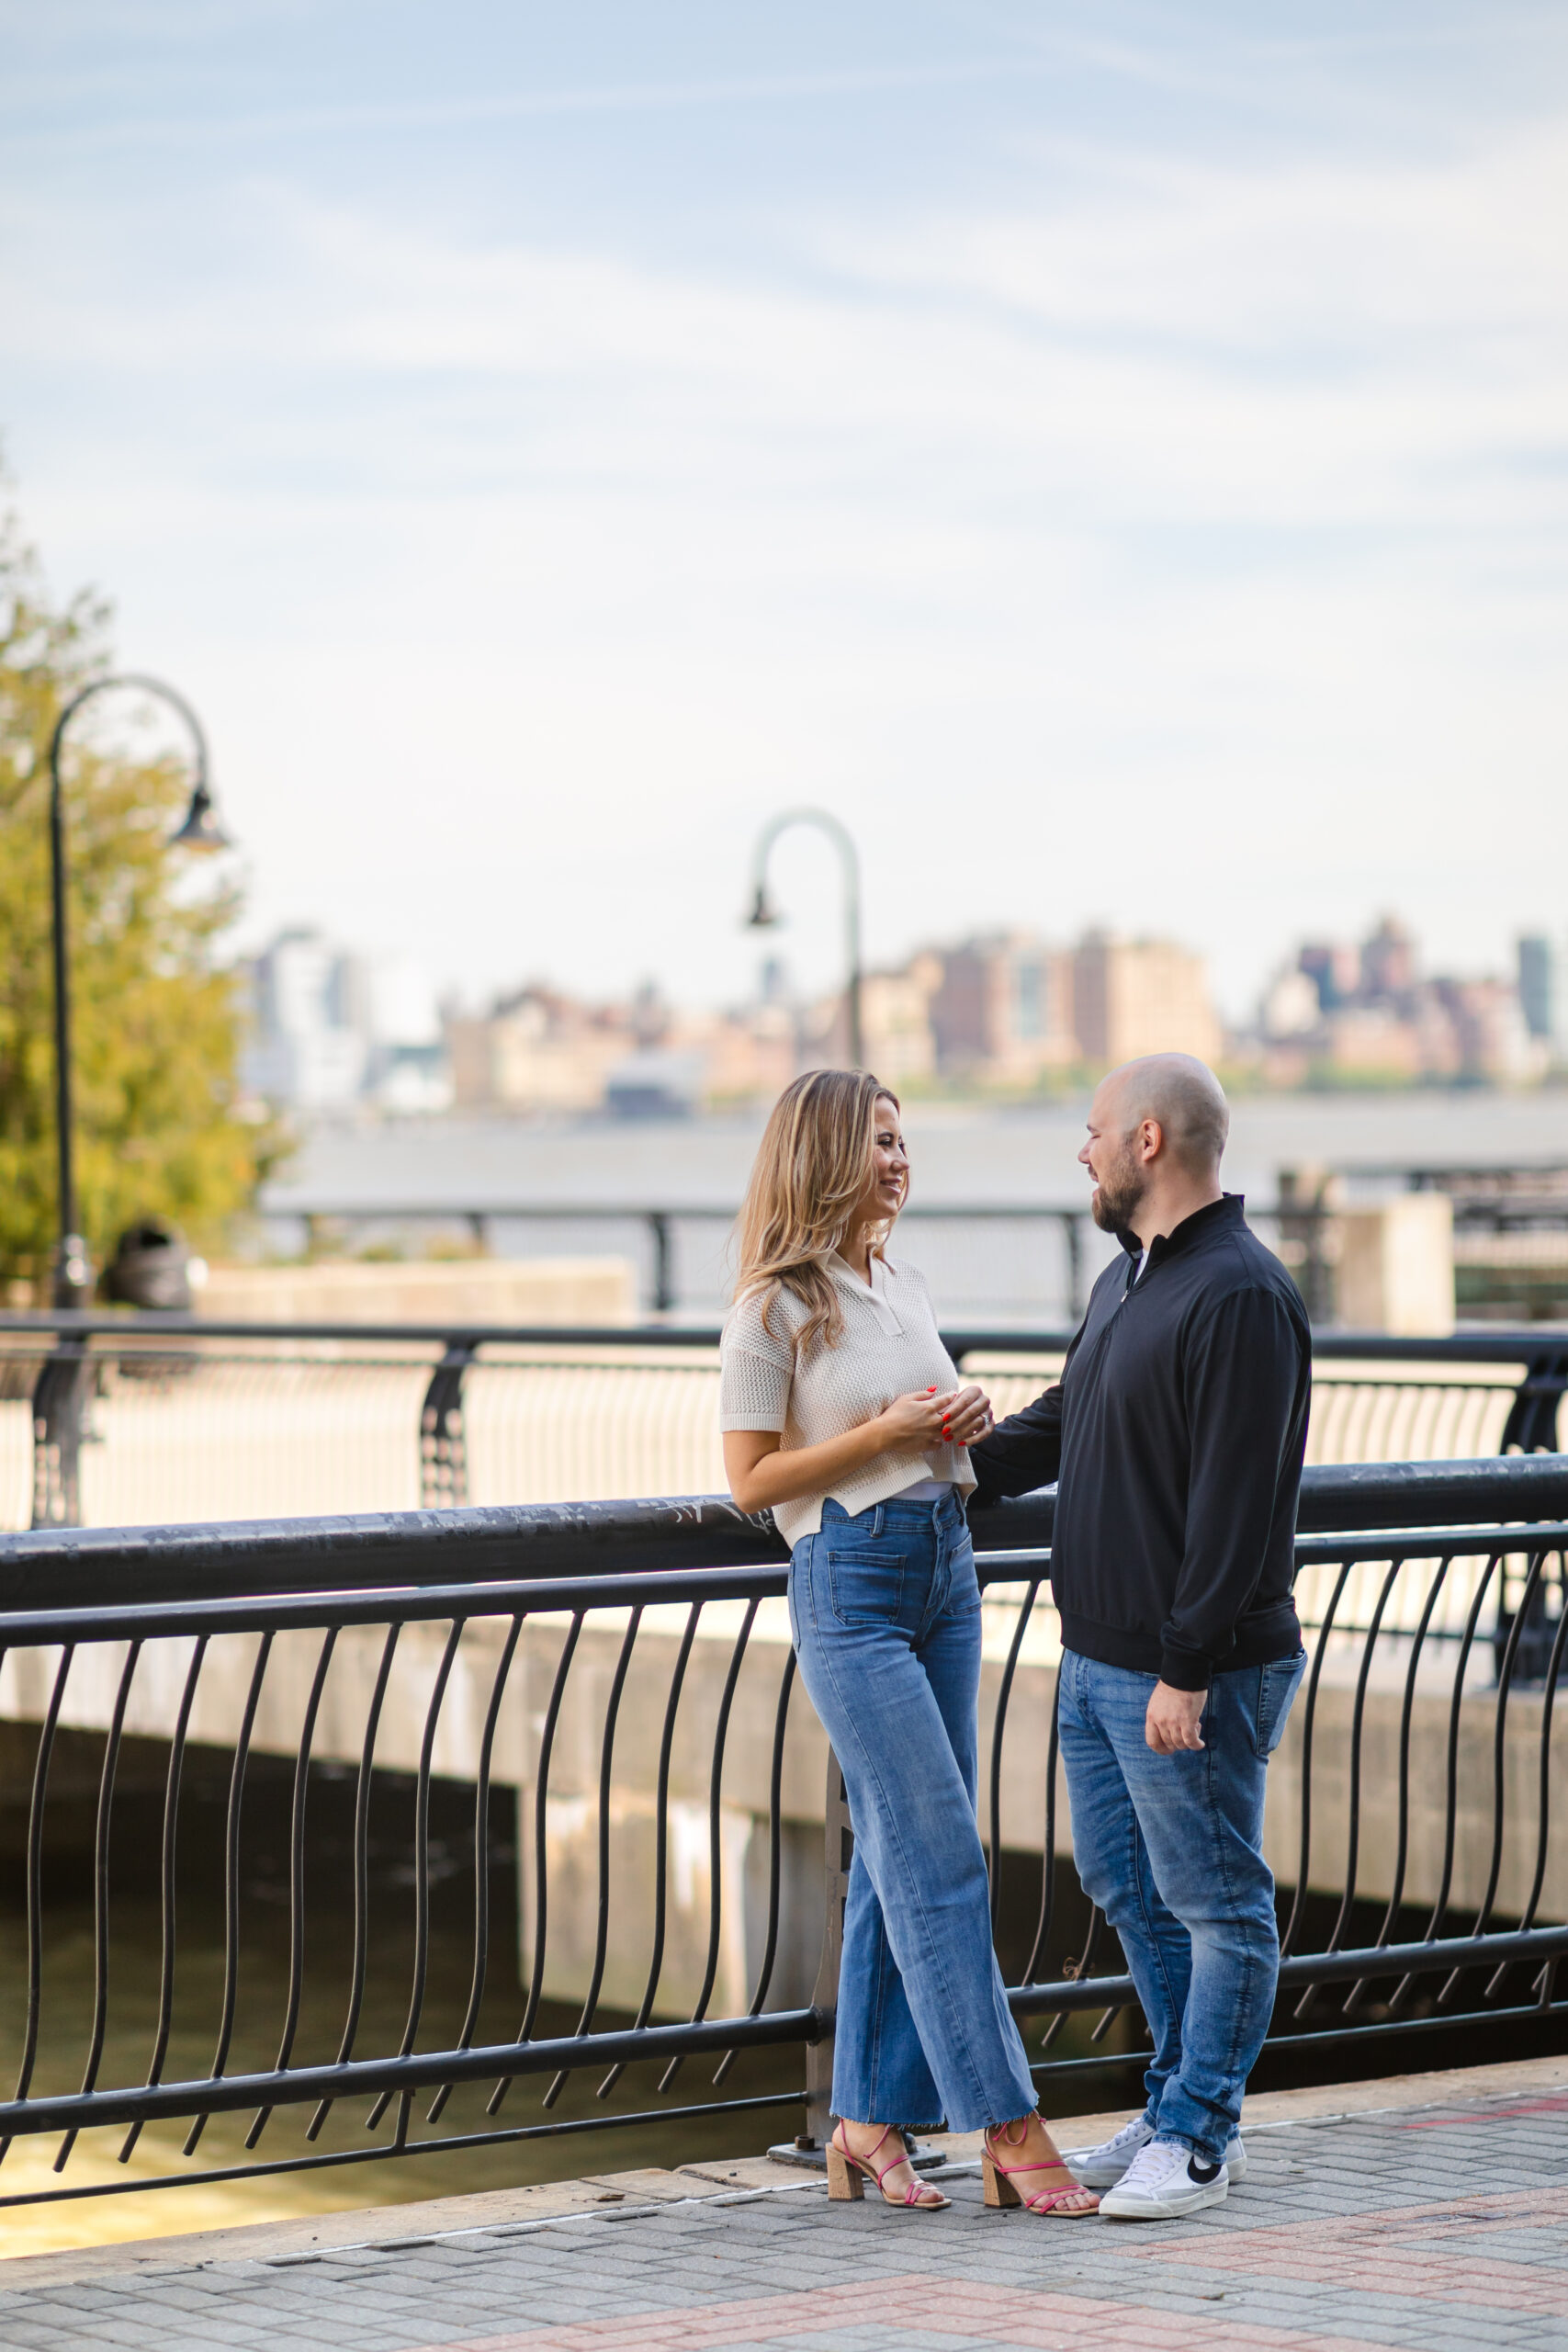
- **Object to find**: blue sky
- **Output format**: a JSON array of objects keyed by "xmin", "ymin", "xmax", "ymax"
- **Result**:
[{"xmin": 3, "ymin": 3, "xmax": 1566, "ymax": 1017}]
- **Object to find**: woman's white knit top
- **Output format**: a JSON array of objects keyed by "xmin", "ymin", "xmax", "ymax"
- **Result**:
[{"xmin": 719, "ymin": 1252, "xmax": 976, "ymax": 1544}]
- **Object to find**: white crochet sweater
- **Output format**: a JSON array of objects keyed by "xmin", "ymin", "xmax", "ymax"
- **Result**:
[{"xmin": 718, "ymin": 1252, "xmax": 976, "ymax": 1544}]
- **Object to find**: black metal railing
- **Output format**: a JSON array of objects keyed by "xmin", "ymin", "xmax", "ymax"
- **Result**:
[
  {"xmin": 255, "ymin": 1201, "xmax": 1101, "ymax": 1321},
  {"xmin": 0, "ymin": 1456, "xmax": 1562, "ymax": 2207},
  {"xmin": 3, "ymin": 1311, "xmax": 1565, "ymax": 1533}
]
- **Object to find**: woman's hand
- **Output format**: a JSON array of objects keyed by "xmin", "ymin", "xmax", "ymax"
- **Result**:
[
  {"xmin": 723, "ymin": 1382, "xmax": 994, "ymax": 1513},
  {"xmin": 875, "ymin": 1384, "xmax": 993, "ymax": 1451}
]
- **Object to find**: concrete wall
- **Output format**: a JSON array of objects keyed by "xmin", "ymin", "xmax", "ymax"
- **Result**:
[
  {"xmin": 197, "ymin": 1257, "xmax": 636, "ymax": 1325},
  {"xmin": 1337, "ymin": 1196, "xmax": 1455, "ymax": 1335}
]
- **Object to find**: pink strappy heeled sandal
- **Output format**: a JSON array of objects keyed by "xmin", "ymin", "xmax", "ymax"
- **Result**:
[
  {"xmin": 826, "ymin": 2122, "xmax": 950, "ymax": 2209},
  {"xmin": 983, "ymin": 2120, "xmax": 1100, "ymax": 2216}
]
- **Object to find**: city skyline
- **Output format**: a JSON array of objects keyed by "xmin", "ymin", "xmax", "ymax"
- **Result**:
[
  {"xmin": 243, "ymin": 904, "xmax": 1567, "ymax": 1119},
  {"xmin": 3, "ymin": 5, "xmax": 1566, "ymax": 1021}
]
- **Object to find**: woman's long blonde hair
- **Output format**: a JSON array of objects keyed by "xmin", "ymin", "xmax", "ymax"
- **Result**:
[{"xmin": 731, "ymin": 1069, "xmax": 903, "ymax": 1358}]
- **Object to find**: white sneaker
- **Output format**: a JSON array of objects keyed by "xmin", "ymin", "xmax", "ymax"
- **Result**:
[
  {"xmin": 1063, "ymin": 2115, "xmax": 1247, "ymax": 2189},
  {"xmin": 1099, "ymin": 2136, "xmax": 1229, "ymax": 2220},
  {"xmin": 1061, "ymin": 2114, "xmax": 1154, "ymax": 2188}
]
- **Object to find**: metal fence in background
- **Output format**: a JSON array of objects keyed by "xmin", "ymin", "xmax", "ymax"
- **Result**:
[
  {"xmin": 0, "ymin": 1457, "xmax": 1561, "ymax": 2210},
  {"xmin": 3, "ymin": 1314, "xmax": 1566, "ymax": 1535},
  {"xmin": 261, "ymin": 1204, "xmax": 1102, "ymax": 1323}
]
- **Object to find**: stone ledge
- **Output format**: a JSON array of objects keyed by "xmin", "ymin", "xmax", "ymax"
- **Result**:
[{"xmin": 1, "ymin": 2049, "xmax": 1562, "ymax": 2296}]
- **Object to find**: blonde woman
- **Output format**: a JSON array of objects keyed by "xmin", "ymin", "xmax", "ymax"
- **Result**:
[{"xmin": 720, "ymin": 1069, "xmax": 1097, "ymax": 2219}]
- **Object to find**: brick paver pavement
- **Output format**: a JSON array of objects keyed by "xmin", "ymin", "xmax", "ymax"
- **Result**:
[{"xmin": 0, "ymin": 2076, "xmax": 1563, "ymax": 2350}]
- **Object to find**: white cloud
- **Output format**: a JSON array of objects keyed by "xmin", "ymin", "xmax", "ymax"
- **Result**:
[{"xmin": 4, "ymin": 60, "xmax": 1567, "ymax": 1020}]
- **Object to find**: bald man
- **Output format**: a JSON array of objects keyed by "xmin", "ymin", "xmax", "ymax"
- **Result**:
[{"xmin": 970, "ymin": 1056, "xmax": 1310, "ymax": 2222}]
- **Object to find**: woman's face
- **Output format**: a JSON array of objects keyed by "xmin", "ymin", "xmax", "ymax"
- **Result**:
[{"xmin": 861, "ymin": 1094, "xmax": 908, "ymax": 1226}]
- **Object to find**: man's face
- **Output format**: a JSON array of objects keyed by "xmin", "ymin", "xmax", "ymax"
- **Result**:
[{"xmin": 1079, "ymin": 1082, "xmax": 1148, "ymax": 1235}]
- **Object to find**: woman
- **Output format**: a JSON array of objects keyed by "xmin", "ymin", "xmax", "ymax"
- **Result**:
[{"xmin": 720, "ymin": 1069, "xmax": 1096, "ymax": 2218}]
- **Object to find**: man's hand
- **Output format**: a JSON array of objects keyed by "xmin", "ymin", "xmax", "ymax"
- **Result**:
[{"xmin": 1145, "ymin": 1681, "xmax": 1206, "ymax": 1753}]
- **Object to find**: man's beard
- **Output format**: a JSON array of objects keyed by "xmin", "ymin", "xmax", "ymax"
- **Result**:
[{"xmin": 1090, "ymin": 1145, "xmax": 1147, "ymax": 1236}]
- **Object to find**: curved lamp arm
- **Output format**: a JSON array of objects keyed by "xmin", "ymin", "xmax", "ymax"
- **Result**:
[
  {"xmin": 45, "ymin": 673, "xmax": 230, "ymax": 1306},
  {"xmin": 745, "ymin": 806, "xmax": 863, "ymax": 1068}
]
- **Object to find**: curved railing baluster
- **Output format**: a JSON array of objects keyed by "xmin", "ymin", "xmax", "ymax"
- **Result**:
[
  {"xmin": 186, "ymin": 1630, "xmax": 273, "ymax": 2154},
  {"xmin": 119, "ymin": 1634, "xmax": 209, "ymax": 2162},
  {"xmin": 488, "ymin": 1611, "xmax": 585, "ymax": 2117},
  {"xmin": 1438, "ymin": 1544, "xmax": 1546, "ymax": 2008},
  {"xmin": 1344, "ymin": 1551, "xmax": 1452, "ymax": 2013},
  {"xmin": 712, "ymin": 1645, "xmax": 797, "ymax": 2087},
  {"xmin": 367, "ymin": 1618, "xmax": 467, "ymax": 2134},
  {"xmin": 988, "ymin": 1580, "xmax": 1041, "ymax": 1930},
  {"xmin": 658, "ymin": 1597, "xmax": 760, "ymax": 2094},
  {"xmin": 1, "ymin": 1644, "xmax": 71, "ymax": 2164},
  {"xmin": 54, "ymin": 1641, "xmax": 139, "ymax": 2171},
  {"xmin": 1279, "ymin": 1558, "xmax": 1357, "ymax": 1960},
  {"xmin": 307, "ymin": 1623, "xmax": 399, "ymax": 2141},
  {"xmin": 542, "ymin": 1606, "xmax": 643, "ymax": 2110},
  {"xmin": 1489, "ymin": 1549, "xmax": 1568, "ymax": 2002},
  {"xmin": 597, "ymin": 1602, "xmax": 701, "ymax": 2099},
  {"xmin": 246, "ymin": 1626, "xmax": 338, "ymax": 2148},
  {"xmin": 428, "ymin": 1613, "xmax": 526, "ymax": 2124},
  {"xmin": 1021, "ymin": 1672, "xmax": 1062, "ymax": 1989},
  {"xmin": 1389, "ymin": 1548, "xmax": 1501, "ymax": 2014},
  {"xmin": 1294, "ymin": 1555, "xmax": 1402, "ymax": 2019}
]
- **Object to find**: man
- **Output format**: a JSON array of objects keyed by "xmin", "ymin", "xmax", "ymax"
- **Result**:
[{"xmin": 969, "ymin": 1054, "xmax": 1310, "ymax": 2221}]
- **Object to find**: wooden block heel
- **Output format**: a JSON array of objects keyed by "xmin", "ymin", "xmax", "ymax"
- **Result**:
[
  {"xmin": 983, "ymin": 2123, "xmax": 1100, "ymax": 2217},
  {"xmin": 827, "ymin": 2124, "xmax": 949, "ymax": 2208}
]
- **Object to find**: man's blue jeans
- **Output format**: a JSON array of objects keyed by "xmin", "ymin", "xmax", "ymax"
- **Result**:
[
  {"xmin": 789, "ymin": 1493, "xmax": 1037, "ymax": 2133},
  {"xmin": 1057, "ymin": 1645, "xmax": 1307, "ymax": 2165}
]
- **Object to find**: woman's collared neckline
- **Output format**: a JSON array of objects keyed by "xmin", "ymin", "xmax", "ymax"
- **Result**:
[
  {"xmin": 829, "ymin": 1250, "xmax": 905, "ymax": 1332},
  {"xmin": 829, "ymin": 1249, "xmax": 899, "ymax": 1291}
]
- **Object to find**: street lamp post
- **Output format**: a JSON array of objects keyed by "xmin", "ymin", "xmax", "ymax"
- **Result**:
[
  {"xmin": 33, "ymin": 676, "xmax": 229, "ymax": 1529},
  {"xmin": 45, "ymin": 673, "xmax": 229, "ymax": 1308},
  {"xmin": 745, "ymin": 808, "xmax": 864, "ymax": 1068}
]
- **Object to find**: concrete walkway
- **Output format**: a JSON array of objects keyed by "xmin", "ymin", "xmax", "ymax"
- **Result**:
[{"xmin": 0, "ymin": 2056, "xmax": 1562, "ymax": 2349}]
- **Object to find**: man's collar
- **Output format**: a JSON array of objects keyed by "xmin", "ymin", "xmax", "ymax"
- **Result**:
[{"xmin": 1118, "ymin": 1192, "xmax": 1244, "ymax": 1265}]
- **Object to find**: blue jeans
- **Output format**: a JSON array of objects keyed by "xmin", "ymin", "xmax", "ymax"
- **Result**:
[
  {"xmin": 1057, "ymin": 1645, "xmax": 1307, "ymax": 2165},
  {"xmin": 789, "ymin": 1493, "xmax": 1037, "ymax": 2133}
]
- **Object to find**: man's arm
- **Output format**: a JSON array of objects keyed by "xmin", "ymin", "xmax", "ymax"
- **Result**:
[
  {"xmin": 967, "ymin": 1383, "xmax": 1065, "ymax": 1501},
  {"xmin": 1156, "ymin": 1286, "xmax": 1308, "ymax": 1691}
]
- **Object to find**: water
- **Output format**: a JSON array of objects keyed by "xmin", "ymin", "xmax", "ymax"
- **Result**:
[{"xmin": 259, "ymin": 1093, "xmax": 1568, "ymax": 1322}]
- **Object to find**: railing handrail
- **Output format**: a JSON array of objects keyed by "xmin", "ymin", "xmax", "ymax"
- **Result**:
[
  {"xmin": 3, "ymin": 1456, "xmax": 1567, "ymax": 1611},
  {"xmin": 1, "ymin": 1525, "xmax": 1564, "ymax": 1651},
  {"xmin": 1, "ymin": 1308, "xmax": 1565, "ymax": 1360}
]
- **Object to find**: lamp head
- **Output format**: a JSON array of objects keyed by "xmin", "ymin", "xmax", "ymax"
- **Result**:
[
  {"xmin": 746, "ymin": 883, "xmax": 780, "ymax": 930},
  {"xmin": 169, "ymin": 779, "xmax": 231, "ymax": 853}
]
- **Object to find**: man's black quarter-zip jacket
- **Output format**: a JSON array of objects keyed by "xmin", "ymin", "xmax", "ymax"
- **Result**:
[{"xmin": 969, "ymin": 1193, "xmax": 1311, "ymax": 1691}]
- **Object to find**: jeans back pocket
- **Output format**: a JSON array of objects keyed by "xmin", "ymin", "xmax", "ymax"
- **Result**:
[
  {"xmin": 825, "ymin": 1547, "xmax": 907, "ymax": 1629},
  {"xmin": 1254, "ymin": 1648, "xmax": 1307, "ymax": 1758}
]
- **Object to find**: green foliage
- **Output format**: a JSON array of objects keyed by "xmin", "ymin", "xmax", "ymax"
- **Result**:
[{"xmin": 0, "ymin": 495, "xmax": 277, "ymax": 1291}]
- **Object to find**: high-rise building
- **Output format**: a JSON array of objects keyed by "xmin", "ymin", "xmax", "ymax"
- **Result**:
[
  {"xmin": 243, "ymin": 929, "xmax": 369, "ymax": 1111},
  {"xmin": 1071, "ymin": 933, "xmax": 1221, "ymax": 1069},
  {"xmin": 1359, "ymin": 915, "xmax": 1417, "ymax": 1003},
  {"xmin": 1517, "ymin": 935, "xmax": 1563, "ymax": 1049},
  {"xmin": 929, "ymin": 934, "xmax": 1077, "ymax": 1085},
  {"xmin": 861, "ymin": 953, "xmax": 942, "ymax": 1085},
  {"xmin": 243, "ymin": 930, "xmax": 453, "ymax": 1114}
]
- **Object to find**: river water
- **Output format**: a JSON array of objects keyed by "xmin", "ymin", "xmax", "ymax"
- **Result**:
[{"xmin": 259, "ymin": 1091, "xmax": 1568, "ymax": 1323}]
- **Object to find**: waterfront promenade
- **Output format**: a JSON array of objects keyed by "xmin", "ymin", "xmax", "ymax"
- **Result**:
[{"xmin": 1, "ymin": 2057, "xmax": 1562, "ymax": 2350}]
